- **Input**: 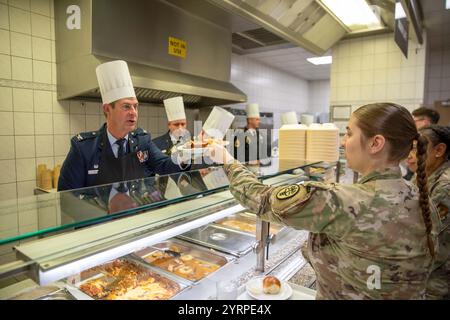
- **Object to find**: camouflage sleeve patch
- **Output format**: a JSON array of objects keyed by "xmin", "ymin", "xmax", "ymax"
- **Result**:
[
  {"xmin": 225, "ymin": 163, "xmax": 356, "ymax": 237},
  {"xmin": 270, "ymin": 185, "xmax": 315, "ymax": 217},
  {"xmin": 266, "ymin": 180, "xmax": 357, "ymax": 237}
]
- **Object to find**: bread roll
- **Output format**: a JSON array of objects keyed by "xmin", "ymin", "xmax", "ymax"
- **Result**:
[{"xmin": 263, "ymin": 276, "xmax": 281, "ymax": 294}]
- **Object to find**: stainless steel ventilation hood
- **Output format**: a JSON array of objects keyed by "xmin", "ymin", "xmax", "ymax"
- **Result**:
[
  {"xmin": 54, "ymin": 0, "xmax": 246, "ymax": 107},
  {"xmin": 208, "ymin": 0, "xmax": 395, "ymax": 55}
]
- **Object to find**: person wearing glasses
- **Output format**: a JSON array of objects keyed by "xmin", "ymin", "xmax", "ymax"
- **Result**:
[{"xmin": 58, "ymin": 60, "xmax": 188, "ymax": 191}]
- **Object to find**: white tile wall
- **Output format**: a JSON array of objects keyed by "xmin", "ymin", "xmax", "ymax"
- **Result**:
[
  {"xmin": 226, "ymin": 53, "xmax": 311, "ymax": 133},
  {"xmin": 0, "ymin": 87, "xmax": 13, "ymax": 111},
  {"xmin": 0, "ymin": 136, "xmax": 15, "ymax": 160},
  {"xmin": 330, "ymin": 33, "xmax": 427, "ymax": 112},
  {"xmin": 308, "ymin": 80, "xmax": 330, "ymax": 122},
  {"xmin": 0, "ymin": 160, "xmax": 16, "ymax": 184},
  {"xmin": 33, "ymin": 90, "xmax": 52, "ymax": 112},
  {"xmin": 0, "ymin": 53, "xmax": 11, "ymax": 79},
  {"xmin": 10, "ymin": 31, "xmax": 31, "ymax": 58},
  {"xmin": 0, "ymin": 4, "xmax": 9, "ymax": 30},
  {"xmin": 13, "ymin": 112, "xmax": 34, "ymax": 135},
  {"xmin": 0, "ymin": 111, "xmax": 14, "ymax": 135},
  {"xmin": 12, "ymin": 88, "xmax": 33, "ymax": 112},
  {"xmin": 14, "ymin": 135, "xmax": 35, "ymax": 158},
  {"xmin": 9, "ymin": 7, "xmax": 31, "ymax": 34},
  {"xmin": 11, "ymin": 56, "xmax": 32, "ymax": 81},
  {"xmin": 16, "ymin": 158, "xmax": 36, "ymax": 181}
]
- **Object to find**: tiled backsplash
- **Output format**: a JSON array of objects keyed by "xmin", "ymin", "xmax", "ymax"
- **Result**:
[
  {"xmin": 330, "ymin": 33, "xmax": 427, "ymax": 113},
  {"xmin": 0, "ymin": 0, "xmax": 185, "ymax": 206}
]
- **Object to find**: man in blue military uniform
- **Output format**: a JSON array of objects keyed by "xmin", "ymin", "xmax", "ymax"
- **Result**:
[
  {"xmin": 153, "ymin": 96, "xmax": 190, "ymax": 156},
  {"xmin": 58, "ymin": 60, "xmax": 188, "ymax": 191},
  {"xmin": 233, "ymin": 103, "xmax": 270, "ymax": 164}
]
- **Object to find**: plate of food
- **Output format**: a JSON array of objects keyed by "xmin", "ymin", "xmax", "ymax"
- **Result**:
[
  {"xmin": 245, "ymin": 275, "xmax": 292, "ymax": 300},
  {"xmin": 177, "ymin": 139, "xmax": 229, "ymax": 156}
]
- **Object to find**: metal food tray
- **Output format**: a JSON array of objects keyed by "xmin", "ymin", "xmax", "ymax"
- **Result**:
[
  {"xmin": 9, "ymin": 285, "xmax": 77, "ymax": 300},
  {"xmin": 132, "ymin": 239, "xmax": 233, "ymax": 283},
  {"xmin": 36, "ymin": 287, "xmax": 78, "ymax": 300},
  {"xmin": 177, "ymin": 224, "xmax": 256, "ymax": 257},
  {"xmin": 65, "ymin": 257, "xmax": 189, "ymax": 300},
  {"xmin": 215, "ymin": 212, "xmax": 289, "ymax": 243}
]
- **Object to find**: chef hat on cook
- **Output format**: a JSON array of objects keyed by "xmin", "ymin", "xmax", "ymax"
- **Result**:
[
  {"xmin": 202, "ymin": 107, "xmax": 235, "ymax": 140},
  {"xmin": 96, "ymin": 60, "xmax": 136, "ymax": 104},
  {"xmin": 163, "ymin": 96, "xmax": 186, "ymax": 122},
  {"xmin": 246, "ymin": 103, "xmax": 260, "ymax": 118},
  {"xmin": 281, "ymin": 111, "xmax": 298, "ymax": 125}
]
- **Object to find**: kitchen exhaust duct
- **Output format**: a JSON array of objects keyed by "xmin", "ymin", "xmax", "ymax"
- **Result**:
[{"xmin": 55, "ymin": 0, "xmax": 246, "ymax": 107}]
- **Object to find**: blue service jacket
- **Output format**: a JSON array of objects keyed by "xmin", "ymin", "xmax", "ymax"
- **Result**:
[
  {"xmin": 58, "ymin": 124, "xmax": 185, "ymax": 191},
  {"xmin": 152, "ymin": 131, "xmax": 174, "ymax": 155}
]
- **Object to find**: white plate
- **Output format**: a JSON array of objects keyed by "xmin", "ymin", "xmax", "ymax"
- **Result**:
[
  {"xmin": 177, "ymin": 141, "xmax": 230, "ymax": 156},
  {"xmin": 245, "ymin": 276, "xmax": 292, "ymax": 300},
  {"xmin": 176, "ymin": 146, "xmax": 208, "ymax": 156}
]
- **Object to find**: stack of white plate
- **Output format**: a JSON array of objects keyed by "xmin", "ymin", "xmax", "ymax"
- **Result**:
[
  {"xmin": 306, "ymin": 123, "xmax": 340, "ymax": 162},
  {"xmin": 279, "ymin": 124, "xmax": 308, "ymax": 161}
]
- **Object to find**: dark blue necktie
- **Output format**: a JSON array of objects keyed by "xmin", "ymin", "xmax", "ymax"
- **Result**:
[
  {"xmin": 116, "ymin": 138, "xmax": 126, "ymax": 158},
  {"xmin": 115, "ymin": 138, "xmax": 128, "ymax": 192}
]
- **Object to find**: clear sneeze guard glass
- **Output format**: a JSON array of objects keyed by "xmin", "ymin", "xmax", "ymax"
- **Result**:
[{"xmin": 0, "ymin": 158, "xmax": 321, "ymax": 289}]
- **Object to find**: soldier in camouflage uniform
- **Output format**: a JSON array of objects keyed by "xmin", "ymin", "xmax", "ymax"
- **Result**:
[
  {"xmin": 209, "ymin": 103, "xmax": 440, "ymax": 300},
  {"xmin": 418, "ymin": 125, "xmax": 450, "ymax": 299}
]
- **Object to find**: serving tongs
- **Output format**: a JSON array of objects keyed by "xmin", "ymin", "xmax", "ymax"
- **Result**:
[{"xmin": 148, "ymin": 246, "xmax": 181, "ymax": 258}]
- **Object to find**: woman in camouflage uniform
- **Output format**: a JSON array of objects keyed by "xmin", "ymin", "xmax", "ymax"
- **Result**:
[
  {"xmin": 418, "ymin": 125, "xmax": 450, "ymax": 299},
  {"xmin": 209, "ymin": 103, "xmax": 439, "ymax": 299}
]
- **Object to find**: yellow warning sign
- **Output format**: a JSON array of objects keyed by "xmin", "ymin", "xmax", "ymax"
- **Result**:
[{"xmin": 168, "ymin": 37, "xmax": 187, "ymax": 58}]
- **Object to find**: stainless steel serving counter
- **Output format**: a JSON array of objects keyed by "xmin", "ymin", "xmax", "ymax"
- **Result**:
[{"xmin": 173, "ymin": 228, "xmax": 311, "ymax": 300}]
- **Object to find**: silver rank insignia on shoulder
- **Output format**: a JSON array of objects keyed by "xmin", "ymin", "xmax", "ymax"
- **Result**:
[
  {"xmin": 276, "ymin": 185, "xmax": 300, "ymax": 200},
  {"xmin": 136, "ymin": 150, "xmax": 149, "ymax": 163},
  {"xmin": 77, "ymin": 134, "xmax": 83, "ymax": 141}
]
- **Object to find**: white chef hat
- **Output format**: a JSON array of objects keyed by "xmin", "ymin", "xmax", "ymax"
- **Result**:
[
  {"xmin": 246, "ymin": 103, "xmax": 260, "ymax": 118},
  {"xmin": 95, "ymin": 60, "xmax": 136, "ymax": 104},
  {"xmin": 281, "ymin": 111, "xmax": 298, "ymax": 125},
  {"xmin": 163, "ymin": 96, "xmax": 186, "ymax": 122},
  {"xmin": 202, "ymin": 107, "xmax": 235, "ymax": 140}
]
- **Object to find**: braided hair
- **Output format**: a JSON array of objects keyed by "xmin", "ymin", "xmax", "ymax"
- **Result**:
[
  {"xmin": 415, "ymin": 133, "xmax": 434, "ymax": 257},
  {"xmin": 353, "ymin": 103, "xmax": 434, "ymax": 257},
  {"xmin": 419, "ymin": 125, "xmax": 450, "ymax": 160}
]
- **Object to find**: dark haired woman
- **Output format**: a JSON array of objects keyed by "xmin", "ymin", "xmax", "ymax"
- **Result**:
[
  {"xmin": 208, "ymin": 103, "xmax": 439, "ymax": 299},
  {"xmin": 418, "ymin": 125, "xmax": 450, "ymax": 299}
]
